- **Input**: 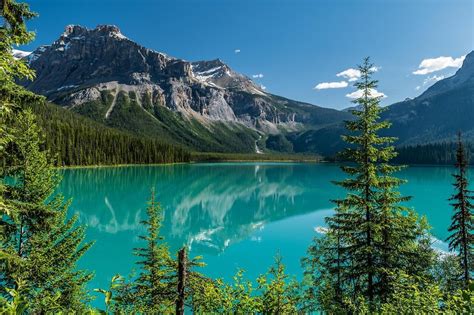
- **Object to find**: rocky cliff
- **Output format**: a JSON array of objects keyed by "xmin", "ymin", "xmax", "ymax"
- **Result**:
[{"xmin": 21, "ymin": 24, "xmax": 349, "ymax": 149}]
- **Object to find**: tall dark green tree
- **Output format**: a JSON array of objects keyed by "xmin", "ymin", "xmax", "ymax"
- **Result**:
[
  {"xmin": 0, "ymin": 0, "xmax": 41, "ymax": 220},
  {"xmin": 304, "ymin": 58, "xmax": 434, "ymax": 312},
  {"xmin": 1, "ymin": 110, "xmax": 93, "ymax": 312},
  {"xmin": 1, "ymin": 1, "xmax": 93, "ymax": 312},
  {"xmin": 447, "ymin": 132, "xmax": 474, "ymax": 287},
  {"xmin": 127, "ymin": 189, "xmax": 176, "ymax": 313}
]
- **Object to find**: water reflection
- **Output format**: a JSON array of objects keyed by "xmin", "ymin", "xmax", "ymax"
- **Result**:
[
  {"xmin": 59, "ymin": 163, "xmax": 341, "ymax": 254},
  {"xmin": 57, "ymin": 163, "xmax": 467, "ymax": 309}
]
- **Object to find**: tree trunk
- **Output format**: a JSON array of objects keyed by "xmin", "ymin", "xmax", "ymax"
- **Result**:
[{"xmin": 176, "ymin": 247, "xmax": 187, "ymax": 315}]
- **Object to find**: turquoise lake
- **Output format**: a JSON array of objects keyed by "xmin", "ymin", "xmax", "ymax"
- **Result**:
[{"xmin": 57, "ymin": 163, "xmax": 468, "ymax": 307}]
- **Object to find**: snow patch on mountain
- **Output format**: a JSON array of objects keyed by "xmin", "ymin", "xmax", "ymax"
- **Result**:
[{"xmin": 12, "ymin": 49, "xmax": 32, "ymax": 60}]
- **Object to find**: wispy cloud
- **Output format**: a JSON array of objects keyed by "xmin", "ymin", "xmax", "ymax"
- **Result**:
[
  {"xmin": 423, "ymin": 74, "xmax": 445, "ymax": 86},
  {"xmin": 336, "ymin": 66, "xmax": 379, "ymax": 82},
  {"xmin": 346, "ymin": 88, "xmax": 386, "ymax": 99},
  {"xmin": 336, "ymin": 68, "xmax": 361, "ymax": 82},
  {"xmin": 413, "ymin": 55, "xmax": 465, "ymax": 75},
  {"xmin": 314, "ymin": 81, "xmax": 348, "ymax": 90},
  {"xmin": 415, "ymin": 74, "xmax": 445, "ymax": 92},
  {"xmin": 252, "ymin": 73, "xmax": 264, "ymax": 78},
  {"xmin": 260, "ymin": 84, "xmax": 267, "ymax": 90},
  {"xmin": 234, "ymin": 49, "xmax": 241, "ymax": 54}
]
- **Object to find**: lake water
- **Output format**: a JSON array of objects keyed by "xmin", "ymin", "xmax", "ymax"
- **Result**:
[{"xmin": 57, "ymin": 163, "xmax": 467, "ymax": 307}]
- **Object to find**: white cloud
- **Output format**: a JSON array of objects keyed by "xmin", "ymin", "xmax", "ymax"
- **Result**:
[
  {"xmin": 234, "ymin": 49, "xmax": 241, "ymax": 54},
  {"xmin": 337, "ymin": 68, "xmax": 361, "ymax": 82},
  {"xmin": 252, "ymin": 73, "xmax": 264, "ymax": 78},
  {"xmin": 413, "ymin": 55, "xmax": 465, "ymax": 75},
  {"xmin": 346, "ymin": 88, "xmax": 386, "ymax": 99},
  {"xmin": 414, "ymin": 74, "xmax": 445, "ymax": 92},
  {"xmin": 260, "ymin": 84, "xmax": 267, "ymax": 90},
  {"xmin": 423, "ymin": 74, "xmax": 444, "ymax": 86},
  {"xmin": 336, "ymin": 66, "xmax": 379, "ymax": 82},
  {"xmin": 314, "ymin": 81, "xmax": 349, "ymax": 90}
]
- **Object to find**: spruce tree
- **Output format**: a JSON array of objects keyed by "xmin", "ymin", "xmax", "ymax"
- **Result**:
[
  {"xmin": 0, "ymin": 0, "xmax": 41, "ymax": 219},
  {"xmin": 304, "ymin": 58, "xmax": 434, "ymax": 311},
  {"xmin": 330, "ymin": 57, "xmax": 404, "ymax": 303},
  {"xmin": 131, "ymin": 189, "xmax": 175, "ymax": 313},
  {"xmin": 1, "ymin": 110, "xmax": 93, "ymax": 311},
  {"xmin": 447, "ymin": 132, "xmax": 474, "ymax": 287}
]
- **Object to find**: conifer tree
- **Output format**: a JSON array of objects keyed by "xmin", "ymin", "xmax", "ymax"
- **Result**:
[
  {"xmin": 0, "ymin": 110, "xmax": 93, "ymax": 312},
  {"xmin": 0, "ymin": 0, "xmax": 41, "ymax": 218},
  {"xmin": 304, "ymin": 58, "xmax": 434, "ymax": 312},
  {"xmin": 447, "ymin": 132, "xmax": 474, "ymax": 287},
  {"xmin": 330, "ymin": 57, "xmax": 408, "ymax": 303},
  {"xmin": 131, "ymin": 189, "xmax": 175, "ymax": 313}
]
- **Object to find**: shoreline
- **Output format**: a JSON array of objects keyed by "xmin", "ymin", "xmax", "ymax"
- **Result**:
[
  {"xmin": 55, "ymin": 159, "xmax": 322, "ymax": 170},
  {"xmin": 54, "ymin": 160, "xmax": 462, "ymax": 170}
]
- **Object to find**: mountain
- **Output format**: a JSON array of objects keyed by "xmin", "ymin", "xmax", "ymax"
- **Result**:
[
  {"xmin": 21, "ymin": 25, "xmax": 350, "ymax": 153},
  {"xmin": 384, "ymin": 50, "xmax": 474, "ymax": 145},
  {"xmin": 289, "ymin": 51, "xmax": 474, "ymax": 156}
]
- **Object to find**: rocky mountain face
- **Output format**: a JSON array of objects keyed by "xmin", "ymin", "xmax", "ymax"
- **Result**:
[
  {"xmin": 20, "ymin": 25, "xmax": 349, "ymax": 152},
  {"xmin": 21, "ymin": 24, "xmax": 470, "ymax": 156}
]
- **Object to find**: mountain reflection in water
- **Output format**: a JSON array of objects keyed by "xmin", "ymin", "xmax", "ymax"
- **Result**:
[{"xmin": 58, "ymin": 163, "xmax": 341, "ymax": 254}]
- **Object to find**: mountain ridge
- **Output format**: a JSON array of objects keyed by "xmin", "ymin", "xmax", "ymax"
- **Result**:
[
  {"xmin": 18, "ymin": 24, "xmax": 473, "ymax": 157},
  {"xmin": 20, "ymin": 24, "xmax": 350, "ymax": 154}
]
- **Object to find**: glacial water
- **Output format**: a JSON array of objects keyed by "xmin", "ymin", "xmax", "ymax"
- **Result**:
[{"xmin": 57, "ymin": 163, "xmax": 468, "ymax": 307}]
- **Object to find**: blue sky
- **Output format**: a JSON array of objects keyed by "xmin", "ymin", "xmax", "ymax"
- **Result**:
[{"xmin": 22, "ymin": 0, "xmax": 473, "ymax": 109}]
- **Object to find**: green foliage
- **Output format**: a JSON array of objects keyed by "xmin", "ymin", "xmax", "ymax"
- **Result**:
[
  {"xmin": 433, "ymin": 254, "xmax": 464, "ymax": 294},
  {"xmin": 377, "ymin": 272, "xmax": 474, "ymax": 314},
  {"xmin": 265, "ymin": 134, "xmax": 294, "ymax": 153},
  {"xmin": 131, "ymin": 189, "xmax": 175, "ymax": 313},
  {"xmin": 28, "ymin": 102, "xmax": 191, "ymax": 166},
  {"xmin": 70, "ymin": 91, "xmax": 261, "ymax": 154},
  {"xmin": 0, "ymin": 110, "xmax": 93, "ymax": 312},
  {"xmin": 303, "ymin": 58, "xmax": 435, "ymax": 312},
  {"xmin": 257, "ymin": 255, "xmax": 301, "ymax": 314},
  {"xmin": 446, "ymin": 133, "xmax": 474, "ymax": 287},
  {"xmin": 189, "ymin": 269, "xmax": 262, "ymax": 314},
  {"xmin": 0, "ymin": 0, "xmax": 39, "ymax": 113},
  {"xmin": 94, "ymin": 274, "xmax": 125, "ymax": 313},
  {"xmin": 395, "ymin": 141, "xmax": 474, "ymax": 165},
  {"xmin": 0, "ymin": 0, "xmax": 42, "ymax": 218}
]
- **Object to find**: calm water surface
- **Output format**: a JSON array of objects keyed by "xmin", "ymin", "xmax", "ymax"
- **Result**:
[{"xmin": 57, "ymin": 163, "xmax": 468, "ymax": 306}]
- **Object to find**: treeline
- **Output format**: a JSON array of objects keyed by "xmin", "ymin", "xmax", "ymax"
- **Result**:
[
  {"xmin": 395, "ymin": 141, "xmax": 473, "ymax": 165},
  {"xmin": 27, "ymin": 102, "xmax": 191, "ymax": 166}
]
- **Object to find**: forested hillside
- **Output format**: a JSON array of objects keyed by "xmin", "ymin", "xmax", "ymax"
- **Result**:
[
  {"xmin": 27, "ymin": 102, "xmax": 190, "ymax": 166},
  {"xmin": 394, "ymin": 142, "xmax": 473, "ymax": 165}
]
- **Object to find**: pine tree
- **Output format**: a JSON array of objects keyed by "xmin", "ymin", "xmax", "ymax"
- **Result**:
[
  {"xmin": 447, "ymin": 132, "xmax": 474, "ymax": 287},
  {"xmin": 0, "ymin": 110, "xmax": 93, "ymax": 311},
  {"xmin": 131, "ymin": 189, "xmax": 175, "ymax": 313},
  {"xmin": 0, "ymin": 0, "xmax": 41, "ymax": 219},
  {"xmin": 304, "ymin": 58, "xmax": 434, "ymax": 312},
  {"xmin": 330, "ymin": 57, "xmax": 402, "ymax": 303}
]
